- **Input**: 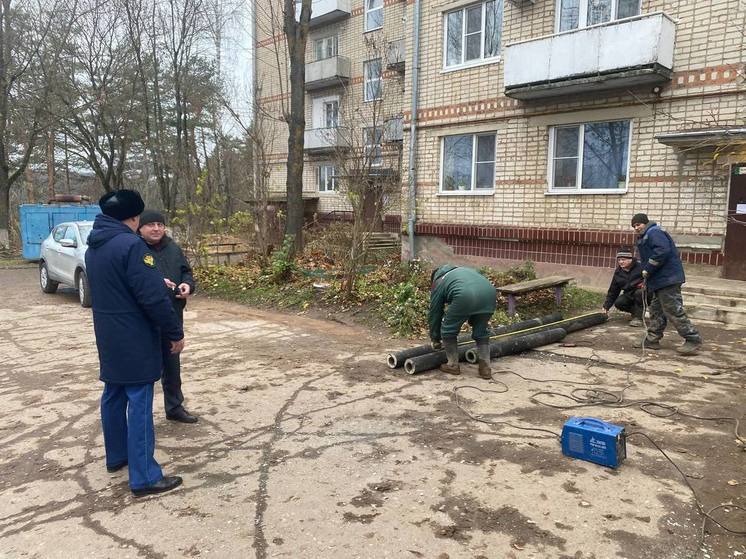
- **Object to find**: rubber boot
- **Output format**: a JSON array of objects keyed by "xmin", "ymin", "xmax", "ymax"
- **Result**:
[
  {"xmin": 476, "ymin": 339, "xmax": 492, "ymax": 379},
  {"xmin": 676, "ymin": 339, "xmax": 702, "ymax": 355},
  {"xmin": 439, "ymin": 337, "xmax": 461, "ymax": 375}
]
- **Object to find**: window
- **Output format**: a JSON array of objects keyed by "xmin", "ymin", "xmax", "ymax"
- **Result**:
[
  {"xmin": 557, "ymin": 0, "xmax": 640, "ymax": 32},
  {"xmin": 364, "ymin": 127, "xmax": 383, "ymax": 168},
  {"xmin": 63, "ymin": 227, "xmax": 78, "ymax": 243},
  {"xmin": 365, "ymin": 0, "xmax": 383, "ymax": 31},
  {"xmin": 440, "ymin": 133, "xmax": 496, "ymax": 192},
  {"xmin": 549, "ymin": 120, "xmax": 631, "ymax": 192},
  {"xmin": 363, "ymin": 59, "xmax": 382, "ymax": 102},
  {"xmin": 318, "ymin": 165, "xmax": 337, "ymax": 192},
  {"xmin": 444, "ymin": 0, "xmax": 503, "ymax": 69},
  {"xmin": 314, "ymin": 36, "xmax": 338, "ymax": 61},
  {"xmin": 324, "ymin": 100, "xmax": 339, "ymax": 128},
  {"xmin": 53, "ymin": 226, "xmax": 67, "ymax": 242}
]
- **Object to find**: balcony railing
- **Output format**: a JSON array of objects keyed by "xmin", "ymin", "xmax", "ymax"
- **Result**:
[
  {"xmin": 504, "ymin": 12, "xmax": 676, "ymax": 100},
  {"xmin": 305, "ymin": 55, "xmax": 351, "ymax": 91},
  {"xmin": 296, "ymin": 0, "xmax": 351, "ymax": 28},
  {"xmin": 304, "ymin": 127, "xmax": 350, "ymax": 153}
]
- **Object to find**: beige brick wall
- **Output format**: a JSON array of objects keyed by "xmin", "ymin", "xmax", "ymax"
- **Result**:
[{"xmin": 256, "ymin": 0, "xmax": 746, "ymax": 238}]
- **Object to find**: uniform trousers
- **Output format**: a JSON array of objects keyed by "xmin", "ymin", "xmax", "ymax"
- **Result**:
[{"xmin": 101, "ymin": 382, "xmax": 163, "ymax": 490}]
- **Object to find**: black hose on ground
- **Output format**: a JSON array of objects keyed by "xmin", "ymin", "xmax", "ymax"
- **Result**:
[
  {"xmin": 403, "ymin": 327, "xmax": 568, "ymax": 375},
  {"xmin": 464, "ymin": 312, "xmax": 608, "ymax": 363},
  {"xmin": 386, "ymin": 312, "xmax": 563, "ymax": 368}
]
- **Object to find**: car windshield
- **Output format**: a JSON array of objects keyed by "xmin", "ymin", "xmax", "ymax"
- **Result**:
[{"xmin": 79, "ymin": 225, "xmax": 92, "ymax": 245}]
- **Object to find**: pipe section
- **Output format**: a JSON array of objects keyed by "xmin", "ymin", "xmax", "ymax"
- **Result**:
[{"xmin": 387, "ymin": 312, "xmax": 563, "ymax": 368}]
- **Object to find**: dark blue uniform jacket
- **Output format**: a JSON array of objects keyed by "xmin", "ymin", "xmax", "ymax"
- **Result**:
[
  {"xmin": 86, "ymin": 214, "xmax": 184, "ymax": 385},
  {"xmin": 636, "ymin": 222, "xmax": 685, "ymax": 292}
]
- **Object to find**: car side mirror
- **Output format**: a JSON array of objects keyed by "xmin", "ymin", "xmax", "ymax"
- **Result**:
[{"xmin": 60, "ymin": 238, "xmax": 77, "ymax": 248}]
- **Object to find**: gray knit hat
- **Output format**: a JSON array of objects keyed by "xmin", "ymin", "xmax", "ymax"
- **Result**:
[{"xmin": 616, "ymin": 247, "xmax": 634, "ymax": 259}]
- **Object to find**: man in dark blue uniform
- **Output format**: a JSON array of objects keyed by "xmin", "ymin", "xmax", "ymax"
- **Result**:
[
  {"xmin": 86, "ymin": 190, "xmax": 186, "ymax": 497},
  {"xmin": 632, "ymin": 213, "xmax": 702, "ymax": 355},
  {"xmin": 138, "ymin": 209, "xmax": 198, "ymax": 423}
]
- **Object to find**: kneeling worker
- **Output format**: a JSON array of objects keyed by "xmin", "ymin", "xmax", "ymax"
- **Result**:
[
  {"xmin": 429, "ymin": 265, "xmax": 496, "ymax": 379},
  {"xmin": 602, "ymin": 247, "xmax": 645, "ymax": 327}
]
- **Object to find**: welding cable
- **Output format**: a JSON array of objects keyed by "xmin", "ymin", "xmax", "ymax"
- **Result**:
[
  {"xmin": 452, "ymin": 384, "xmax": 562, "ymax": 439},
  {"xmin": 627, "ymin": 431, "xmax": 746, "ymax": 540},
  {"xmin": 529, "ymin": 388, "xmax": 745, "ymax": 447}
]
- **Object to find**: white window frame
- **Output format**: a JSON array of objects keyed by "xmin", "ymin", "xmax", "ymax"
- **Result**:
[
  {"xmin": 438, "ymin": 132, "xmax": 497, "ymax": 195},
  {"xmin": 324, "ymin": 100, "xmax": 339, "ymax": 128},
  {"xmin": 318, "ymin": 164, "xmax": 337, "ymax": 192},
  {"xmin": 546, "ymin": 119, "xmax": 633, "ymax": 195},
  {"xmin": 365, "ymin": 0, "xmax": 383, "ymax": 32},
  {"xmin": 314, "ymin": 36, "xmax": 338, "ymax": 61},
  {"xmin": 312, "ymin": 94, "xmax": 341, "ymax": 130},
  {"xmin": 363, "ymin": 59, "xmax": 382, "ymax": 102},
  {"xmin": 555, "ymin": 0, "xmax": 641, "ymax": 33},
  {"xmin": 442, "ymin": 0, "xmax": 503, "ymax": 71}
]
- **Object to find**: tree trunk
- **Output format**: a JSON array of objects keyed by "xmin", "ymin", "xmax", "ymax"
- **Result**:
[
  {"xmin": 0, "ymin": 168, "xmax": 10, "ymax": 249},
  {"xmin": 283, "ymin": 0, "xmax": 310, "ymax": 254},
  {"xmin": 46, "ymin": 129, "xmax": 55, "ymax": 201}
]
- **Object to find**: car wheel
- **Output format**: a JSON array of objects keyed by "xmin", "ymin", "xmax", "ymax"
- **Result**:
[
  {"xmin": 40, "ymin": 261, "xmax": 59, "ymax": 294},
  {"xmin": 77, "ymin": 270, "xmax": 92, "ymax": 308}
]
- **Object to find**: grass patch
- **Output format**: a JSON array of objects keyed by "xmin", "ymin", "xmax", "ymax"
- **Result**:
[{"xmin": 194, "ymin": 253, "xmax": 603, "ymax": 340}]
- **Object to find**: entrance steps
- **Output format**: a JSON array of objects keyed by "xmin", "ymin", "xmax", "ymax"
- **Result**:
[{"xmin": 682, "ymin": 276, "xmax": 746, "ymax": 327}]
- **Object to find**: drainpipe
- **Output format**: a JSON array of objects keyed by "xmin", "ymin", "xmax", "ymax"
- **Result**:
[{"xmin": 406, "ymin": 0, "xmax": 422, "ymax": 260}]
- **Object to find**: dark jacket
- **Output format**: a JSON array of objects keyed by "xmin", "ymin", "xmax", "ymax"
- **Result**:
[
  {"xmin": 636, "ymin": 222, "xmax": 685, "ymax": 292},
  {"xmin": 145, "ymin": 235, "xmax": 195, "ymax": 315},
  {"xmin": 603, "ymin": 260, "xmax": 644, "ymax": 310},
  {"xmin": 86, "ymin": 214, "xmax": 184, "ymax": 385},
  {"xmin": 428, "ymin": 265, "xmax": 497, "ymax": 341}
]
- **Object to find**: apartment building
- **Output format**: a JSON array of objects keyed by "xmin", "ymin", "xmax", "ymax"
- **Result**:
[{"xmin": 254, "ymin": 0, "xmax": 746, "ymax": 282}]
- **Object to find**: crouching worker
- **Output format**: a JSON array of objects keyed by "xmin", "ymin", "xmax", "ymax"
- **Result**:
[
  {"xmin": 602, "ymin": 247, "xmax": 645, "ymax": 327},
  {"xmin": 429, "ymin": 265, "xmax": 496, "ymax": 379}
]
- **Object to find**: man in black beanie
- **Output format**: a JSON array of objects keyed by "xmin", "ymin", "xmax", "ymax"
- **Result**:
[
  {"xmin": 601, "ymin": 247, "xmax": 645, "ymax": 326},
  {"xmin": 86, "ymin": 190, "xmax": 185, "ymax": 496},
  {"xmin": 632, "ymin": 213, "xmax": 702, "ymax": 354},
  {"xmin": 138, "ymin": 209, "xmax": 198, "ymax": 424}
]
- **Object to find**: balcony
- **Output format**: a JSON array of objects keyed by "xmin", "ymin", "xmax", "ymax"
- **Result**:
[
  {"xmin": 385, "ymin": 39, "xmax": 406, "ymax": 72},
  {"xmin": 296, "ymin": 0, "xmax": 351, "ymax": 28},
  {"xmin": 305, "ymin": 56, "xmax": 351, "ymax": 91},
  {"xmin": 504, "ymin": 12, "xmax": 676, "ymax": 100},
  {"xmin": 304, "ymin": 127, "xmax": 349, "ymax": 153}
]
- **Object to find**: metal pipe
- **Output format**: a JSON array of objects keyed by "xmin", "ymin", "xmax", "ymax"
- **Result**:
[
  {"xmin": 406, "ymin": 0, "xmax": 422, "ymax": 260},
  {"xmin": 464, "ymin": 312, "xmax": 608, "ymax": 363},
  {"xmin": 404, "ymin": 327, "xmax": 568, "ymax": 375},
  {"xmin": 386, "ymin": 312, "xmax": 563, "ymax": 368}
]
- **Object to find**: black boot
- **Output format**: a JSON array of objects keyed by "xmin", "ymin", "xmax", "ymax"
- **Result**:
[
  {"xmin": 166, "ymin": 407, "xmax": 198, "ymax": 424},
  {"xmin": 439, "ymin": 337, "xmax": 461, "ymax": 375}
]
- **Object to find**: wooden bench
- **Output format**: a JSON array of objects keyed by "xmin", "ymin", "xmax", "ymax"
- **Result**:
[{"xmin": 496, "ymin": 275, "xmax": 575, "ymax": 317}]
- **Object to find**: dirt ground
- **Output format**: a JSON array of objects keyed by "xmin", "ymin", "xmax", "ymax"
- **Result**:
[{"xmin": 1, "ymin": 265, "xmax": 744, "ymax": 559}]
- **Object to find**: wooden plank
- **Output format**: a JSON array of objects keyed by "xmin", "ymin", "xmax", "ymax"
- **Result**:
[{"xmin": 497, "ymin": 275, "xmax": 574, "ymax": 295}]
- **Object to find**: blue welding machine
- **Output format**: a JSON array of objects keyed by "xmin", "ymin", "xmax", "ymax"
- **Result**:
[{"xmin": 561, "ymin": 417, "xmax": 626, "ymax": 468}]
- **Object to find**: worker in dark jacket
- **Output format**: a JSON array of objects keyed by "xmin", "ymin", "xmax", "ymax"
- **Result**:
[
  {"xmin": 138, "ymin": 209, "xmax": 197, "ymax": 424},
  {"xmin": 86, "ymin": 190, "xmax": 185, "ymax": 497},
  {"xmin": 602, "ymin": 247, "xmax": 645, "ymax": 327},
  {"xmin": 429, "ymin": 265, "xmax": 496, "ymax": 379},
  {"xmin": 632, "ymin": 213, "xmax": 702, "ymax": 355}
]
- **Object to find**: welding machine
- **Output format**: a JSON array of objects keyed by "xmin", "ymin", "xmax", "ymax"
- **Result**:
[{"xmin": 561, "ymin": 417, "xmax": 627, "ymax": 468}]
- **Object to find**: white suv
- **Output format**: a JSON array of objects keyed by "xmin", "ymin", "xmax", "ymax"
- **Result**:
[{"xmin": 39, "ymin": 221, "xmax": 93, "ymax": 307}]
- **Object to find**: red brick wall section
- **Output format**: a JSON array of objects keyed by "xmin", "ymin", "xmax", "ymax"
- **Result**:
[{"xmin": 414, "ymin": 223, "xmax": 723, "ymax": 269}]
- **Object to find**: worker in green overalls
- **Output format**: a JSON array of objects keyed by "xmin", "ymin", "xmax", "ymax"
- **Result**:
[{"xmin": 428, "ymin": 265, "xmax": 496, "ymax": 379}]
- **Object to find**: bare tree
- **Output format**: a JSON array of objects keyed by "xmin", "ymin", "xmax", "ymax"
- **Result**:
[
  {"xmin": 327, "ymin": 36, "xmax": 404, "ymax": 297},
  {"xmin": 281, "ymin": 0, "xmax": 311, "ymax": 254},
  {"xmin": 0, "ymin": 0, "xmax": 62, "ymax": 247}
]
